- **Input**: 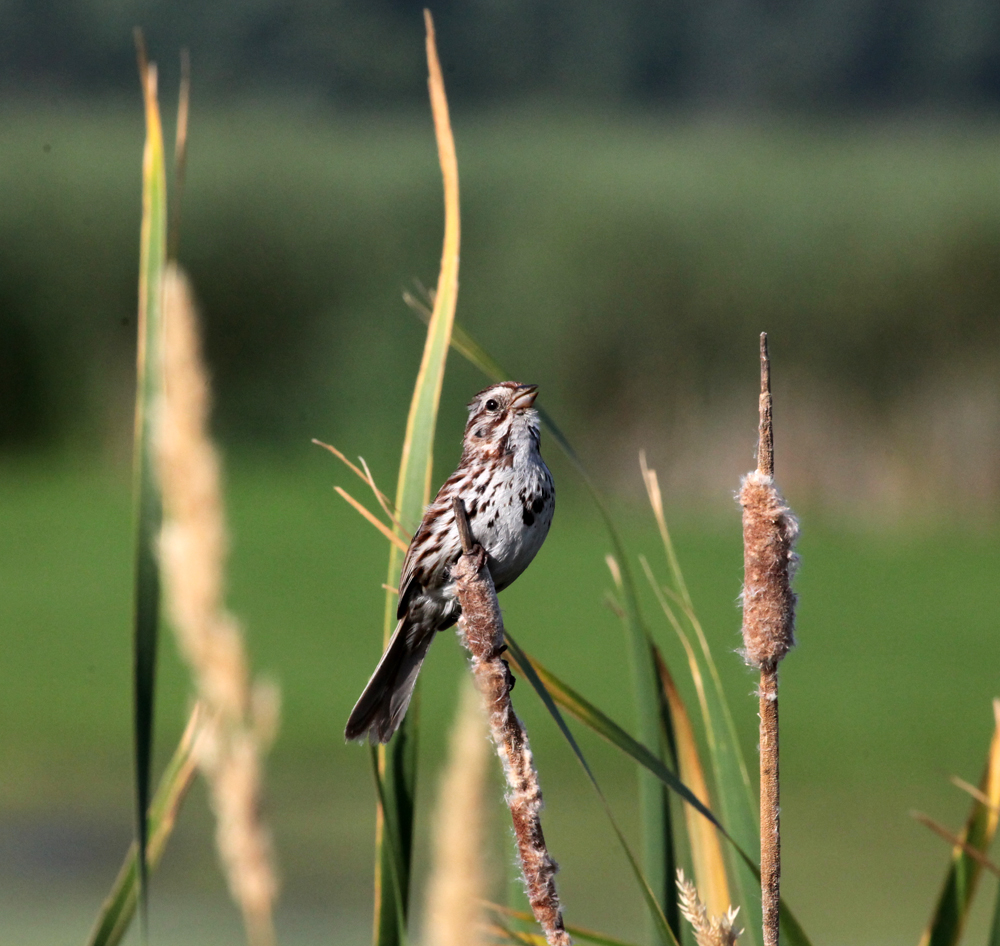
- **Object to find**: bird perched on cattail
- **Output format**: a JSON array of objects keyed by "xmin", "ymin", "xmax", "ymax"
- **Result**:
[{"xmin": 345, "ymin": 382, "xmax": 555, "ymax": 744}]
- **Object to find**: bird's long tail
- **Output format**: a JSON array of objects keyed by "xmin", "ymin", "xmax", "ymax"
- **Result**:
[{"xmin": 344, "ymin": 619, "xmax": 433, "ymax": 743}]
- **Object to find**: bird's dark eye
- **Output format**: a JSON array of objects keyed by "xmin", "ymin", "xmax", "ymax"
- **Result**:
[{"xmin": 485, "ymin": 398, "xmax": 500, "ymax": 412}]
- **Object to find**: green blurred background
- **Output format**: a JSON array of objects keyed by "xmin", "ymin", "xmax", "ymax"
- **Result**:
[{"xmin": 3, "ymin": 3, "xmax": 1000, "ymax": 944}]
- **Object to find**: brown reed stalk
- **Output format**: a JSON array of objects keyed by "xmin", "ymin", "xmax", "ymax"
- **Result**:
[
  {"xmin": 155, "ymin": 263, "xmax": 280, "ymax": 946},
  {"xmin": 422, "ymin": 675, "xmax": 493, "ymax": 946},
  {"xmin": 737, "ymin": 333, "xmax": 798, "ymax": 946},
  {"xmin": 450, "ymin": 497, "xmax": 572, "ymax": 946}
]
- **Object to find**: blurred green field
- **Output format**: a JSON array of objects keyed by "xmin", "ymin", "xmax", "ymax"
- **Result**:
[
  {"xmin": 4, "ymin": 106, "xmax": 1000, "ymax": 512},
  {"xmin": 1, "ymin": 452, "xmax": 999, "ymax": 945}
]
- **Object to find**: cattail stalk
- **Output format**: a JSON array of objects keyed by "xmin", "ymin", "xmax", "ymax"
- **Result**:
[
  {"xmin": 738, "ymin": 334, "xmax": 798, "ymax": 946},
  {"xmin": 451, "ymin": 497, "xmax": 571, "ymax": 946},
  {"xmin": 155, "ymin": 264, "xmax": 280, "ymax": 946}
]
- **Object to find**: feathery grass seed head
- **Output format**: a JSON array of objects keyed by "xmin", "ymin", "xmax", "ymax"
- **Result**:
[
  {"xmin": 676, "ymin": 869, "xmax": 742, "ymax": 946},
  {"xmin": 156, "ymin": 264, "xmax": 280, "ymax": 945}
]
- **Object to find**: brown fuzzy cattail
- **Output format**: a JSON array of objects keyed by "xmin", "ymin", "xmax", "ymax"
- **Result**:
[
  {"xmin": 156, "ymin": 264, "xmax": 279, "ymax": 946},
  {"xmin": 423, "ymin": 676, "xmax": 493, "ymax": 946},
  {"xmin": 737, "ymin": 333, "xmax": 798, "ymax": 946},
  {"xmin": 451, "ymin": 498, "xmax": 571, "ymax": 946},
  {"xmin": 738, "ymin": 469, "xmax": 798, "ymax": 670}
]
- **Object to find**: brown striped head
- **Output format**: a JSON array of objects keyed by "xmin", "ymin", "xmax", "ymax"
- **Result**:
[{"xmin": 461, "ymin": 382, "xmax": 541, "ymax": 462}]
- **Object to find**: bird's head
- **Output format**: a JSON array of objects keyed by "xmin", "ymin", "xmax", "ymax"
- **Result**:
[{"xmin": 461, "ymin": 382, "xmax": 541, "ymax": 461}]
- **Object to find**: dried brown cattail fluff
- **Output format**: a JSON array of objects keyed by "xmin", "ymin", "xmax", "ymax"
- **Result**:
[
  {"xmin": 156, "ymin": 263, "xmax": 280, "ymax": 946},
  {"xmin": 737, "ymin": 469, "xmax": 799, "ymax": 670},
  {"xmin": 423, "ymin": 675, "xmax": 493, "ymax": 946},
  {"xmin": 450, "ymin": 499, "xmax": 571, "ymax": 946},
  {"xmin": 676, "ymin": 870, "xmax": 742, "ymax": 946}
]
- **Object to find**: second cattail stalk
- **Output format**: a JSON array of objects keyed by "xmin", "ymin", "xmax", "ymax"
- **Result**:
[{"xmin": 738, "ymin": 333, "xmax": 798, "ymax": 946}]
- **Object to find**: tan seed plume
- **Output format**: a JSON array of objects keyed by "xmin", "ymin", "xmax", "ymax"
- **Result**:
[
  {"xmin": 155, "ymin": 263, "xmax": 279, "ymax": 946},
  {"xmin": 676, "ymin": 870, "xmax": 742, "ymax": 946},
  {"xmin": 423, "ymin": 675, "xmax": 493, "ymax": 946}
]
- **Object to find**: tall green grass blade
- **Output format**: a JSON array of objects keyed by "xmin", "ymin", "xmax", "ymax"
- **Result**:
[
  {"xmin": 919, "ymin": 701, "xmax": 1000, "ymax": 946},
  {"xmin": 132, "ymin": 41, "xmax": 168, "ymax": 925},
  {"xmin": 373, "ymin": 14, "xmax": 460, "ymax": 946},
  {"xmin": 988, "ymin": 884, "xmax": 1000, "ymax": 946},
  {"xmin": 369, "ymin": 746, "xmax": 408, "ymax": 946},
  {"xmin": 504, "ymin": 634, "xmax": 680, "ymax": 946},
  {"xmin": 653, "ymin": 668, "xmax": 682, "ymax": 941},
  {"xmin": 87, "ymin": 707, "xmax": 200, "ymax": 946}
]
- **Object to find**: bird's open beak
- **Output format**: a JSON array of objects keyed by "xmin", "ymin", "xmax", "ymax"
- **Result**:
[{"xmin": 510, "ymin": 384, "xmax": 539, "ymax": 412}]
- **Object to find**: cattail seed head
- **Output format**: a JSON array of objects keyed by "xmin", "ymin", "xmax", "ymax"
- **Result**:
[{"xmin": 737, "ymin": 469, "xmax": 798, "ymax": 669}]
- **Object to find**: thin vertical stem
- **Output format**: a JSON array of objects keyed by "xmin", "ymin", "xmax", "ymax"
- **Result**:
[
  {"xmin": 759, "ymin": 666, "xmax": 780, "ymax": 946},
  {"xmin": 757, "ymin": 331, "xmax": 779, "ymax": 946},
  {"xmin": 758, "ymin": 332, "xmax": 773, "ymax": 479}
]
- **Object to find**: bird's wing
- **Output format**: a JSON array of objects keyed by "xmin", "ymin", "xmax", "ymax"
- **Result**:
[{"xmin": 396, "ymin": 530, "xmax": 424, "ymax": 620}]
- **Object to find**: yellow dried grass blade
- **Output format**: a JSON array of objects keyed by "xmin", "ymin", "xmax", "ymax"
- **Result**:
[
  {"xmin": 87, "ymin": 707, "xmax": 200, "ymax": 946},
  {"xmin": 334, "ymin": 487, "xmax": 409, "ymax": 553},
  {"xmin": 919, "ymin": 700, "xmax": 1000, "ymax": 946},
  {"xmin": 654, "ymin": 648, "xmax": 732, "ymax": 918},
  {"xmin": 913, "ymin": 813, "xmax": 1000, "ymax": 876},
  {"xmin": 486, "ymin": 902, "xmax": 643, "ymax": 946},
  {"xmin": 373, "ymin": 13, "xmax": 461, "ymax": 946},
  {"xmin": 488, "ymin": 924, "xmax": 547, "ymax": 946}
]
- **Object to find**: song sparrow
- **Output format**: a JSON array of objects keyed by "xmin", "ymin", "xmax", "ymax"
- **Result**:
[{"xmin": 345, "ymin": 381, "xmax": 555, "ymax": 743}]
